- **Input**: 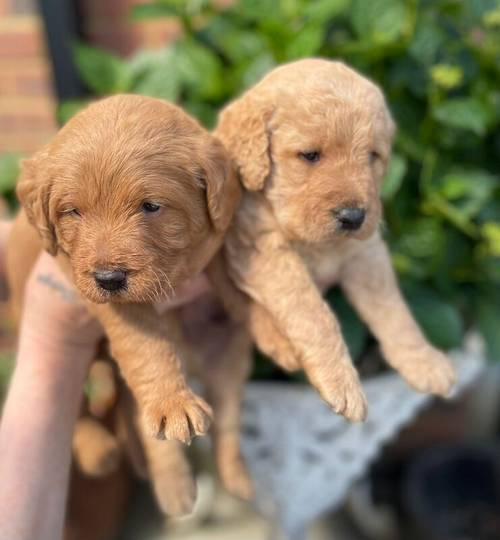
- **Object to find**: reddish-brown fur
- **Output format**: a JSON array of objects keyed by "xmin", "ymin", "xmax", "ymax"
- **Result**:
[
  {"xmin": 8, "ymin": 94, "xmax": 240, "ymax": 446},
  {"xmin": 6, "ymin": 95, "xmax": 242, "ymax": 524}
]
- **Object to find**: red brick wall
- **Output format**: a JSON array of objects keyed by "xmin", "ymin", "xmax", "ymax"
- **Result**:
[
  {"xmin": 80, "ymin": 0, "xmax": 180, "ymax": 55},
  {"xmin": 0, "ymin": 0, "xmax": 181, "ymax": 154},
  {"xmin": 0, "ymin": 0, "xmax": 57, "ymax": 153}
]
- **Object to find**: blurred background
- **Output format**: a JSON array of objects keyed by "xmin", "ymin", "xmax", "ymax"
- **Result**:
[{"xmin": 0, "ymin": 1, "xmax": 499, "ymax": 539}]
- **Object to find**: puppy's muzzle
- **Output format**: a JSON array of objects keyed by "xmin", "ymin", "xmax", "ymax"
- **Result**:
[
  {"xmin": 333, "ymin": 207, "xmax": 366, "ymax": 231},
  {"xmin": 93, "ymin": 269, "xmax": 127, "ymax": 292}
]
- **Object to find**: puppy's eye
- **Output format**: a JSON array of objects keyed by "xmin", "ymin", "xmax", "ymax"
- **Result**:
[
  {"xmin": 369, "ymin": 151, "xmax": 381, "ymax": 164},
  {"xmin": 61, "ymin": 208, "xmax": 81, "ymax": 217},
  {"xmin": 141, "ymin": 202, "xmax": 161, "ymax": 213},
  {"xmin": 299, "ymin": 151, "xmax": 321, "ymax": 163}
]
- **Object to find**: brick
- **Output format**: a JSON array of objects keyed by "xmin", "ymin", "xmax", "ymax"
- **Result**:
[
  {"xmin": 81, "ymin": 0, "xmax": 139, "ymax": 20},
  {"xmin": 0, "ymin": 14, "xmax": 41, "ymax": 32},
  {"xmin": 0, "ymin": 0, "xmax": 10, "ymax": 16},
  {"xmin": 16, "ymin": 73, "xmax": 53, "ymax": 95},
  {"xmin": 0, "ymin": 68, "xmax": 52, "ymax": 95},
  {"xmin": 0, "ymin": 95, "xmax": 55, "ymax": 114},
  {"xmin": 0, "ymin": 31, "xmax": 45, "ymax": 59},
  {"xmin": 86, "ymin": 27, "xmax": 139, "ymax": 55},
  {"xmin": 0, "ymin": 57, "xmax": 50, "ymax": 77},
  {"xmin": 0, "ymin": 131, "xmax": 55, "ymax": 153}
]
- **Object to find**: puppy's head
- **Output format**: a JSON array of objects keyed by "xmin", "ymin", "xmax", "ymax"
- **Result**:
[
  {"xmin": 216, "ymin": 59, "xmax": 395, "ymax": 244},
  {"xmin": 18, "ymin": 95, "xmax": 239, "ymax": 304}
]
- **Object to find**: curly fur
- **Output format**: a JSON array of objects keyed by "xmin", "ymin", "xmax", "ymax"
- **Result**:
[{"xmin": 203, "ymin": 59, "xmax": 457, "ymax": 496}]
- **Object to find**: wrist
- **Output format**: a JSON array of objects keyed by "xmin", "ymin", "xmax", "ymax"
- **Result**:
[{"xmin": 15, "ymin": 330, "xmax": 93, "ymax": 388}]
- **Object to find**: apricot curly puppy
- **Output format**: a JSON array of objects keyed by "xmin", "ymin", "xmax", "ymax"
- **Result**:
[
  {"xmin": 8, "ymin": 94, "xmax": 240, "ymax": 446},
  {"xmin": 210, "ymin": 59, "xmax": 456, "ymax": 427}
]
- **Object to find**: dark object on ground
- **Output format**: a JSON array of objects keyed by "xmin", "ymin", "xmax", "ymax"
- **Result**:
[{"xmin": 404, "ymin": 444, "xmax": 500, "ymax": 540}]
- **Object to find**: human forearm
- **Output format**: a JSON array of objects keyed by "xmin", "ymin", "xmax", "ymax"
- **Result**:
[{"xmin": 0, "ymin": 333, "xmax": 91, "ymax": 540}]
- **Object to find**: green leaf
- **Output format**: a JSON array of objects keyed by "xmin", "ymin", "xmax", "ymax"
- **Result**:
[
  {"xmin": 232, "ymin": 53, "xmax": 276, "ymax": 92},
  {"xmin": 430, "ymin": 64, "xmax": 464, "ymax": 90},
  {"xmin": 409, "ymin": 15, "xmax": 446, "ymax": 66},
  {"xmin": 481, "ymin": 222, "xmax": 500, "ymax": 256},
  {"xmin": 183, "ymin": 100, "xmax": 216, "ymax": 127},
  {"xmin": 74, "ymin": 43, "xmax": 131, "ymax": 95},
  {"xmin": 326, "ymin": 288, "xmax": 368, "ymax": 360},
  {"xmin": 396, "ymin": 218, "xmax": 446, "ymax": 260},
  {"xmin": 483, "ymin": 7, "xmax": 500, "ymax": 28},
  {"xmin": 463, "ymin": 0, "xmax": 500, "ymax": 23},
  {"xmin": 285, "ymin": 23, "xmax": 324, "ymax": 59},
  {"xmin": 382, "ymin": 153, "xmax": 407, "ymax": 200},
  {"xmin": 234, "ymin": 0, "xmax": 282, "ymax": 22},
  {"xmin": 433, "ymin": 98, "xmax": 491, "ymax": 135},
  {"xmin": 350, "ymin": 0, "xmax": 409, "ymax": 44},
  {"xmin": 56, "ymin": 99, "xmax": 89, "ymax": 125},
  {"xmin": 404, "ymin": 284, "xmax": 464, "ymax": 350},
  {"xmin": 477, "ymin": 299, "xmax": 500, "ymax": 359},
  {"xmin": 130, "ymin": 3, "xmax": 180, "ymax": 20},
  {"xmin": 0, "ymin": 153, "xmax": 21, "ymax": 194},
  {"xmin": 438, "ymin": 169, "xmax": 497, "ymax": 219},
  {"xmin": 207, "ymin": 23, "xmax": 268, "ymax": 64},
  {"xmin": 174, "ymin": 39, "xmax": 224, "ymax": 99},
  {"xmin": 304, "ymin": 0, "xmax": 350, "ymax": 21},
  {"xmin": 129, "ymin": 49, "xmax": 181, "ymax": 101}
]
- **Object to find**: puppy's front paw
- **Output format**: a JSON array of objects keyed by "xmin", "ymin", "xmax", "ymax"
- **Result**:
[
  {"xmin": 397, "ymin": 347, "xmax": 456, "ymax": 397},
  {"xmin": 314, "ymin": 362, "xmax": 367, "ymax": 422},
  {"xmin": 143, "ymin": 390, "xmax": 213, "ymax": 444}
]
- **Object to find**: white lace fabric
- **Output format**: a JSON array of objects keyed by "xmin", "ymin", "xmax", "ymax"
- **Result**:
[{"xmin": 240, "ymin": 334, "xmax": 485, "ymax": 540}]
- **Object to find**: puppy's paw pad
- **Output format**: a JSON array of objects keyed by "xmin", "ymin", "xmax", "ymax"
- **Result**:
[{"xmin": 144, "ymin": 392, "xmax": 213, "ymax": 444}]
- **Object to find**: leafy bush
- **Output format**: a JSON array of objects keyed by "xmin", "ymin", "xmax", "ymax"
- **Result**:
[
  {"xmin": 0, "ymin": 153, "xmax": 21, "ymax": 207},
  {"xmin": 61, "ymin": 0, "xmax": 500, "ymax": 362}
]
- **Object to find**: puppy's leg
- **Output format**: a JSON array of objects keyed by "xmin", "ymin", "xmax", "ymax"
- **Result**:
[
  {"xmin": 340, "ymin": 235, "xmax": 456, "ymax": 396},
  {"xmin": 226, "ymin": 231, "xmax": 367, "ymax": 422},
  {"xmin": 202, "ymin": 325, "xmax": 253, "ymax": 500},
  {"xmin": 89, "ymin": 303, "xmax": 213, "ymax": 445},
  {"xmin": 207, "ymin": 253, "xmax": 300, "ymax": 372},
  {"xmin": 72, "ymin": 417, "xmax": 121, "ymax": 477},
  {"xmin": 140, "ymin": 426, "xmax": 197, "ymax": 517},
  {"xmin": 115, "ymin": 363, "xmax": 197, "ymax": 517}
]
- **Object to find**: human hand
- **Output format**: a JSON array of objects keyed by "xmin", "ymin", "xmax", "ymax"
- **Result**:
[{"xmin": 0, "ymin": 252, "xmax": 102, "ymax": 540}]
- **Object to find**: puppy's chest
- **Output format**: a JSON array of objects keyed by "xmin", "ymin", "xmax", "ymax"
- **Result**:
[{"xmin": 297, "ymin": 242, "xmax": 359, "ymax": 291}]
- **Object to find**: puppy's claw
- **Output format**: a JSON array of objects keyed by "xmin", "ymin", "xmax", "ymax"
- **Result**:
[
  {"xmin": 315, "ymin": 363, "xmax": 367, "ymax": 422},
  {"xmin": 143, "ymin": 391, "xmax": 213, "ymax": 444},
  {"xmin": 330, "ymin": 389, "xmax": 367, "ymax": 423}
]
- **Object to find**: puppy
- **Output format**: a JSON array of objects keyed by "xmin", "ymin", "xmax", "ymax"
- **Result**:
[
  {"xmin": 7, "ymin": 94, "xmax": 240, "ymax": 446},
  {"xmin": 209, "ymin": 58, "xmax": 456, "ymax": 431}
]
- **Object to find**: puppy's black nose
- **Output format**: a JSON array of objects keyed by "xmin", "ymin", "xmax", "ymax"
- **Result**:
[
  {"xmin": 334, "ymin": 207, "xmax": 366, "ymax": 231},
  {"xmin": 93, "ymin": 269, "xmax": 127, "ymax": 292}
]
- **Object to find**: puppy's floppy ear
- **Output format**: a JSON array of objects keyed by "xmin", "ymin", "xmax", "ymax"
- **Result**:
[
  {"xmin": 198, "ymin": 136, "xmax": 241, "ymax": 232},
  {"xmin": 16, "ymin": 149, "xmax": 58, "ymax": 255},
  {"xmin": 215, "ymin": 95, "xmax": 273, "ymax": 192}
]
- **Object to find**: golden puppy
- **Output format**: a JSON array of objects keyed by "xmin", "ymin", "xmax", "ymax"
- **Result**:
[
  {"xmin": 7, "ymin": 94, "xmax": 240, "ymax": 445},
  {"xmin": 209, "ymin": 58, "xmax": 456, "ymax": 433}
]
